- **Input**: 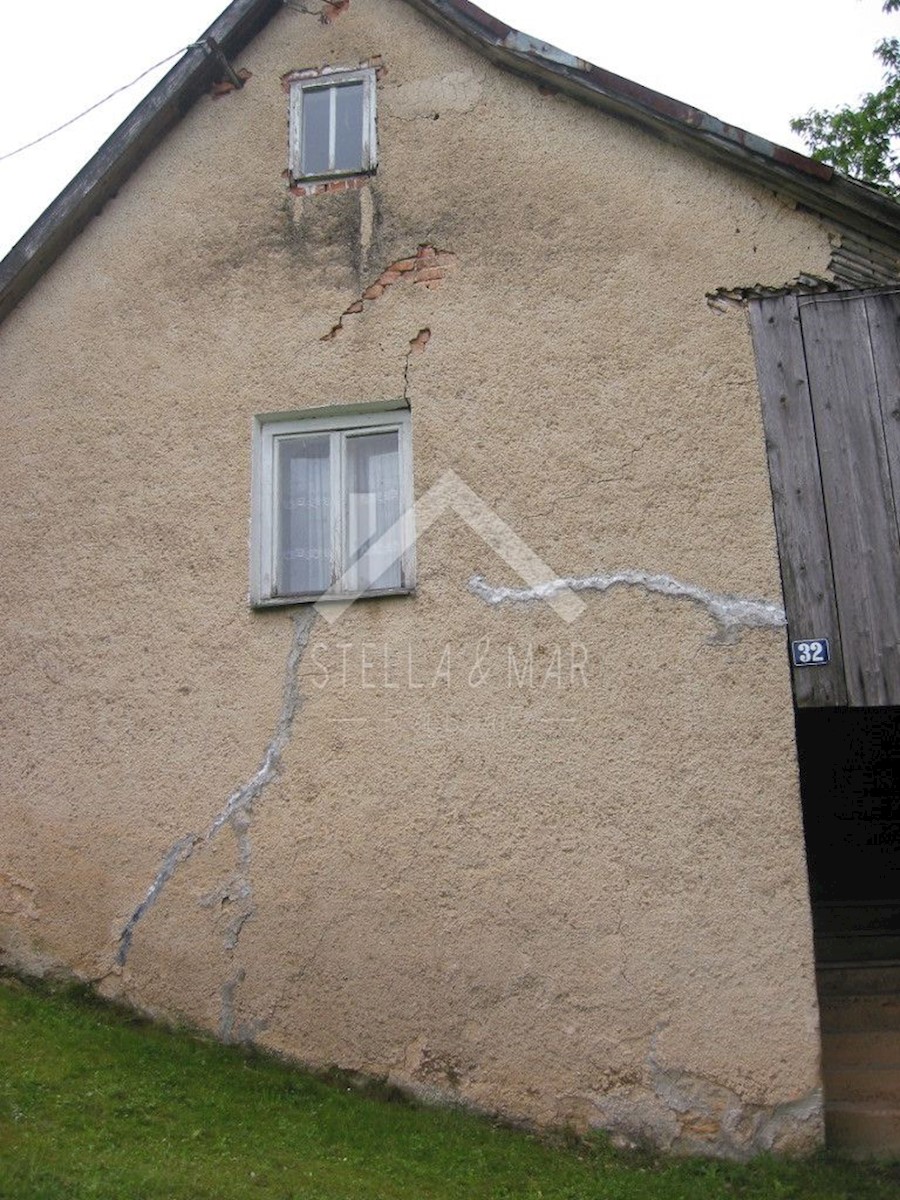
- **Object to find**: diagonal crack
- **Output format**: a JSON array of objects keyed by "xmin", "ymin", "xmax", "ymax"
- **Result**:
[{"xmin": 116, "ymin": 608, "xmax": 317, "ymax": 965}]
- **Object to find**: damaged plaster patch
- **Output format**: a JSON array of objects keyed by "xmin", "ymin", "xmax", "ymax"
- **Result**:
[
  {"xmin": 584, "ymin": 1069, "xmax": 822, "ymax": 1157},
  {"xmin": 199, "ymin": 863, "xmax": 253, "ymax": 953},
  {"xmin": 403, "ymin": 328, "xmax": 431, "ymax": 402},
  {"xmin": 218, "ymin": 967, "xmax": 268, "ymax": 1043},
  {"xmin": 283, "ymin": 0, "xmax": 349, "ymax": 22},
  {"xmin": 321, "ymin": 245, "xmax": 455, "ymax": 340},
  {"xmin": 116, "ymin": 609, "xmax": 316, "ymax": 965},
  {"xmin": 706, "ymin": 274, "xmax": 838, "ymax": 311},
  {"xmin": 468, "ymin": 569, "xmax": 786, "ymax": 642},
  {"xmin": 381, "ymin": 69, "xmax": 484, "ymax": 120},
  {"xmin": 0, "ymin": 873, "xmax": 41, "ymax": 921},
  {"xmin": 586, "ymin": 1025, "xmax": 824, "ymax": 1157}
]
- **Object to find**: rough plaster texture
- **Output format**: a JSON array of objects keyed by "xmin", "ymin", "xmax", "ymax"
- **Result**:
[{"xmin": 0, "ymin": 0, "xmax": 834, "ymax": 1155}]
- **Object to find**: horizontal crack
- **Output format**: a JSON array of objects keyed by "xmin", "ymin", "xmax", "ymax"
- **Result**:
[{"xmin": 468, "ymin": 569, "xmax": 785, "ymax": 642}]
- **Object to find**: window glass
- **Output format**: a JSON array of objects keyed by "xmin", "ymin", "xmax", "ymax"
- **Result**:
[
  {"xmin": 344, "ymin": 430, "xmax": 401, "ymax": 591},
  {"xmin": 333, "ymin": 81, "xmax": 365, "ymax": 172},
  {"xmin": 277, "ymin": 435, "xmax": 331, "ymax": 596},
  {"xmin": 301, "ymin": 86, "xmax": 331, "ymax": 176}
]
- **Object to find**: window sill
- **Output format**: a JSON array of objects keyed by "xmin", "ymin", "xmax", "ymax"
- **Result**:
[
  {"xmin": 288, "ymin": 172, "xmax": 373, "ymax": 198},
  {"xmin": 251, "ymin": 586, "xmax": 415, "ymax": 610}
]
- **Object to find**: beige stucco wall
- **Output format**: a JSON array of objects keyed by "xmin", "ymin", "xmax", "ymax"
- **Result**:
[{"xmin": 0, "ymin": 0, "xmax": 835, "ymax": 1155}]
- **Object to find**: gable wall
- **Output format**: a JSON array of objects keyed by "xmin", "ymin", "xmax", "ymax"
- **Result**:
[{"xmin": 0, "ymin": 0, "xmax": 833, "ymax": 1154}]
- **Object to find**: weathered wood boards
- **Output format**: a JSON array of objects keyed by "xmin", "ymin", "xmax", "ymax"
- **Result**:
[{"xmin": 750, "ymin": 289, "xmax": 900, "ymax": 707}]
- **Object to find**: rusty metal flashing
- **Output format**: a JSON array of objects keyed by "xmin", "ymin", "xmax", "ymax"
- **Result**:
[
  {"xmin": 2, "ymin": 0, "xmax": 900, "ymax": 326},
  {"xmin": 404, "ymin": 0, "xmax": 900, "ymax": 248}
]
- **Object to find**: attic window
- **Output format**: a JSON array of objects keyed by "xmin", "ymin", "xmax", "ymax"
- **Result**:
[{"xmin": 288, "ymin": 68, "xmax": 376, "ymax": 181}]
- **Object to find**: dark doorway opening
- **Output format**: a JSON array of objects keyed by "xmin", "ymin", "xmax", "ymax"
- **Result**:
[{"xmin": 795, "ymin": 706, "xmax": 900, "ymax": 1155}]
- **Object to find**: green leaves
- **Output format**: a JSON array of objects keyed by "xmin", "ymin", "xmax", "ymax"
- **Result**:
[{"xmin": 791, "ymin": 1, "xmax": 900, "ymax": 195}]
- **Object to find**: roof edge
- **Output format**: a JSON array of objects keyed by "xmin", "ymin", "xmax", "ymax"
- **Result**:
[
  {"xmin": 1, "ymin": 0, "xmax": 898, "ymax": 326},
  {"xmin": 406, "ymin": 0, "xmax": 900, "ymax": 247},
  {"xmin": 0, "ymin": 0, "xmax": 283, "ymax": 326}
]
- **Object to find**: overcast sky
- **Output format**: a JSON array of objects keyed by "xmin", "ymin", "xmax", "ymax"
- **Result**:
[{"xmin": 1, "ymin": 0, "xmax": 895, "ymax": 258}]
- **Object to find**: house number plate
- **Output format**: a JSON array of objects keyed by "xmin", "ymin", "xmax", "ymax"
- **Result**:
[{"xmin": 791, "ymin": 638, "xmax": 830, "ymax": 667}]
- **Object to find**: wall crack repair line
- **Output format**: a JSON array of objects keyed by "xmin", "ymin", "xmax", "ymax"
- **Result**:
[
  {"xmin": 468, "ymin": 570, "xmax": 786, "ymax": 641},
  {"xmin": 115, "ymin": 609, "xmax": 317, "ymax": 965}
]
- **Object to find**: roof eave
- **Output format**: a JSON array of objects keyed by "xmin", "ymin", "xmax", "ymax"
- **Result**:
[
  {"xmin": 407, "ymin": 0, "xmax": 900, "ymax": 248},
  {"xmin": 2, "ymin": 0, "xmax": 898, "ymax": 327},
  {"xmin": 0, "ymin": 0, "xmax": 282, "ymax": 327}
]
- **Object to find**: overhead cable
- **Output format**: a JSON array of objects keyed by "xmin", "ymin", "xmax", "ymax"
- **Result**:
[{"xmin": 0, "ymin": 42, "xmax": 204, "ymax": 164}]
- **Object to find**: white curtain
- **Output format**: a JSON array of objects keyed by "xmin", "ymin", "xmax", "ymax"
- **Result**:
[
  {"xmin": 277, "ymin": 435, "xmax": 331, "ymax": 595},
  {"xmin": 345, "ymin": 431, "xmax": 401, "ymax": 591}
]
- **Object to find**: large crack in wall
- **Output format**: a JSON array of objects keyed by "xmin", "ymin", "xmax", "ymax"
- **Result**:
[
  {"xmin": 116, "ymin": 608, "xmax": 316, "ymax": 966},
  {"xmin": 468, "ymin": 569, "xmax": 786, "ymax": 643},
  {"xmin": 321, "ymin": 245, "xmax": 455, "ymax": 340},
  {"xmin": 108, "ymin": 554, "xmax": 798, "ymax": 1150}
]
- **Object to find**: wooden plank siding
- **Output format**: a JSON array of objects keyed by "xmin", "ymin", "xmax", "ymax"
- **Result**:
[
  {"xmin": 749, "ymin": 296, "xmax": 848, "ymax": 706},
  {"xmin": 750, "ymin": 289, "xmax": 900, "ymax": 707},
  {"xmin": 865, "ymin": 294, "xmax": 900, "ymax": 539}
]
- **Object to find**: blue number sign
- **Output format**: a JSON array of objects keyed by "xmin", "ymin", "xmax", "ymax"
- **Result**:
[{"xmin": 791, "ymin": 638, "xmax": 830, "ymax": 667}]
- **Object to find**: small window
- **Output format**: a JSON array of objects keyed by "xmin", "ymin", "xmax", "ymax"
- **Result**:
[
  {"xmin": 251, "ymin": 405, "xmax": 414, "ymax": 606},
  {"xmin": 289, "ymin": 68, "xmax": 376, "ymax": 181}
]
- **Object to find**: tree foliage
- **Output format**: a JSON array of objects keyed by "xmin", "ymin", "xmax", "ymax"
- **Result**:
[{"xmin": 791, "ymin": 0, "xmax": 900, "ymax": 195}]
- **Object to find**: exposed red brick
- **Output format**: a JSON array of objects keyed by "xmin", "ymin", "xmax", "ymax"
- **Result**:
[
  {"xmin": 290, "ymin": 174, "xmax": 370, "ymax": 197},
  {"xmin": 321, "ymin": 0, "xmax": 350, "ymax": 22},
  {"xmin": 321, "ymin": 245, "xmax": 455, "ymax": 340},
  {"xmin": 408, "ymin": 328, "xmax": 431, "ymax": 353},
  {"xmin": 210, "ymin": 68, "xmax": 252, "ymax": 98}
]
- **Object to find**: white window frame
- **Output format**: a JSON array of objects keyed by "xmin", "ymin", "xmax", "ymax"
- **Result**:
[
  {"xmin": 250, "ymin": 401, "xmax": 415, "ymax": 607},
  {"xmin": 288, "ymin": 67, "xmax": 377, "ymax": 182}
]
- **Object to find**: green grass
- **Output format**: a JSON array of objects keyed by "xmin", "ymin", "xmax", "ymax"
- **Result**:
[{"xmin": 0, "ymin": 973, "xmax": 897, "ymax": 1200}]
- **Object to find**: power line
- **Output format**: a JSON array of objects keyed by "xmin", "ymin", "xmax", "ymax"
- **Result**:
[{"xmin": 0, "ymin": 43, "xmax": 200, "ymax": 164}]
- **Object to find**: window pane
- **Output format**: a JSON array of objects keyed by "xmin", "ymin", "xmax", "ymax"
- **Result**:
[
  {"xmin": 301, "ymin": 86, "xmax": 331, "ymax": 176},
  {"xmin": 277, "ymin": 435, "xmax": 331, "ymax": 595},
  {"xmin": 344, "ymin": 431, "xmax": 402, "ymax": 591},
  {"xmin": 333, "ymin": 81, "xmax": 365, "ymax": 172}
]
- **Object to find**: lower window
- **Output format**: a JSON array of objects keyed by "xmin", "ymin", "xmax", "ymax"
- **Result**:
[{"xmin": 250, "ymin": 404, "xmax": 414, "ymax": 605}]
